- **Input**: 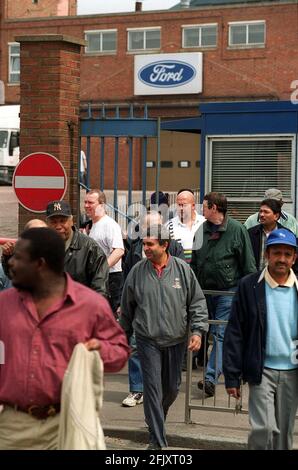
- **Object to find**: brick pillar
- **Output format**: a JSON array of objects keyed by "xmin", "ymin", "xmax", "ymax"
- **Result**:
[{"xmin": 15, "ymin": 34, "xmax": 85, "ymax": 232}]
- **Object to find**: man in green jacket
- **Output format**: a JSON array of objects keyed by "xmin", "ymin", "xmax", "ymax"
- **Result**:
[
  {"xmin": 120, "ymin": 224, "xmax": 208, "ymax": 450},
  {"xmin": 191, "ymin": 192, "xmax": 256, "ymax": 398}
]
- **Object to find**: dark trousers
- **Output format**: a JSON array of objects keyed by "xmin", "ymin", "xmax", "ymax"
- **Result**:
[
  {"xmin": 108, "ymin": 272, "xmax": 123, "ymax": 317},
  {"xmin": 136, "ymin": 336, "xmax": 185, "ymax": 448}
]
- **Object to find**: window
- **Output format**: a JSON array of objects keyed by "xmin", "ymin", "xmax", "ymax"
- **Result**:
[
  {"xmin": 85, "ymin": 30, "xmax": 117, "ymax": 53},
  {"xmin": 160, "ymin": 161, "xmax": 173, "ymax": 168},
  {"xmin": 127, "ymin": 28, "xmax": 161, "ymax": 52},
  {"xmin": 208, "ymin": 137, "xmax": 293, "ymax": 222},
  {"xmin": 8, "ymin": 43, "xmax": 20, "ymax": 84},
  {"xmin": 229, "ymin": 21, "xmax": 265, "ymax": 47},
  {"xmin": 183, "ymin": 24, "xmax": 217, "ymax": 48}
]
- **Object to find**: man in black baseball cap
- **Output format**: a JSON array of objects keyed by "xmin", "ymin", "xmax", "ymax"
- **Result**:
[{"xmin": 46, "ymin": 200, "xmax": 109, "ymax": 298}]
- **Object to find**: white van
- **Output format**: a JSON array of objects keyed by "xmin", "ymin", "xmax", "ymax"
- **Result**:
[{"xmin": 0, "ymin": 105, "xmax": 20, "ymax": 184}]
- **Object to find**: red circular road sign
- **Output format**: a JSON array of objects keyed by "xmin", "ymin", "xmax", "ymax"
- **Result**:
[{"xmin": 13, "ymin": 152, "xmax": 67, "ymax": 213}]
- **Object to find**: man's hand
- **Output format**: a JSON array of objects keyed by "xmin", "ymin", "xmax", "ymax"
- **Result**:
[
  {"xmin": 84, "ymin": 338, "xmax": 101, "ymax": 351},
  {"xmin": 226, "ymin": 387, "xmax": 241, "ymax": 399},
  {"xmin": 2, "ymin": 241, "xmax": 15, "ymax": 257},
  {"xmin": 188, "ymin": 334, "xmax": 201, "ymax": 352}
]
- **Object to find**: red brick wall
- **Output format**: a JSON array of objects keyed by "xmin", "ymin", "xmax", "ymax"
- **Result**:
[
  {"xmin": 17, "ymin": 36, "xmax": 82, "ymax": 230},
  {"xmin": 2, "ymin": 3, "xmax": 298, "ymax": 106},
  {"xmin": 5, "ymin": 0, "xmax": 77, "ymax": 19}
]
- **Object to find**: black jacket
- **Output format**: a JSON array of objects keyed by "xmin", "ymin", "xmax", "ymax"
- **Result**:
[
  {"xmin": 123, "ymin": 238, "xmax": 186, "ymax": 282},
  {"xmin": 248, "ymin": 223, "xmax": 298, "ymax": 274},
  {"xmin": 223, "ymin": 271, "xmax": 268, "ymax": 388},
  {"xmin": 2, "ymin": 227, "xmax": 109, "ymax": 298},
  {"xmin": 248, "ymin": 222, "xmax": 283, "ymax": 270},
  {"xmin": 64, "ymin": 227, "xmax": 109, "ymax": 297}
]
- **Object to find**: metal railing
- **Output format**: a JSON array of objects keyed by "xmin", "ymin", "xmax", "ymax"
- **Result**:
[{"xmin": 184, "ymin": 289, "xmax": 248, "ymax": 423}]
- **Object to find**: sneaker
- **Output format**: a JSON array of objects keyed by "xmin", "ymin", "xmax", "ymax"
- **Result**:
[
  {"xmin": 146, "ymin": 443, "xmax": 163, "ymax": 450},
  {"xmin": 197, "ymin": 380, "xmax": 215, "ymax": 397},
  {"xmin": 122, "ymin": 392, "xmax": 143, "ymax": 407}
]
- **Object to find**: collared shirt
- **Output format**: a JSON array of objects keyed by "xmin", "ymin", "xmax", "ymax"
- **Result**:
[
  {"xmin": 258, "ymin": 267, "xmax": 298, "ymax": 289},
  {"xmin": 152, "ymin": 255, "xmax": 170, "ymax": 278},
  {"xmin": 0, "ymin": 274, "xmax": 129, "ymax": 408},
  {"xmin": 167, "ymin": 212, "xmax": 205, "ymax": 263}
]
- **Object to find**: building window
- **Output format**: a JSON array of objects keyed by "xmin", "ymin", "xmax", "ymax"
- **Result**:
[
  {"xmin": 208, "ymin": 136, "xmax": 293, "ymax": 221},
  {"xmin": 229, "ymin": 21, "xmax": 265, "ymax": 47},
  {"xmin": 127, "ymin": 28, "xmax": 161, "ymax": 52},
  {"xmin": 85, "ymin": 30, "xmax": 117, "ymax": 53},
  {"xmin": 8, "ymin": 43, "xmax": 20, "ymax": 84},
  {"xmin": 182, "ymin": 24, "xmax": 217, "ymax": 48},
  {"xmin": 160, "ymin": 161, "xmax": 173, "ymax": 168}
]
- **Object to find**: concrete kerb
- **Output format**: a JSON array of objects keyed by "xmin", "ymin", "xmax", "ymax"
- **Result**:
[{"xmin": 103, "ymin": 425, "xmax": 247, "ymax": 450}]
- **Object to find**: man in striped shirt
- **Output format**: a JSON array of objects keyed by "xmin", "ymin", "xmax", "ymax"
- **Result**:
[{"xmin": 167, "ymin": 189, "xmax": 205, "ymax": 264}]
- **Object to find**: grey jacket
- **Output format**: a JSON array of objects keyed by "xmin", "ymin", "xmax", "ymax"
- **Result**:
[{"xmin": 120, "ymin": 256, "xmax": 208, "ymax": 347}]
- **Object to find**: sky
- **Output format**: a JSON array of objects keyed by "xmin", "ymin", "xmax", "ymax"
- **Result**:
[{"xmin": 77, "ymin": 0, "xmax": 178, "ymax": 15}]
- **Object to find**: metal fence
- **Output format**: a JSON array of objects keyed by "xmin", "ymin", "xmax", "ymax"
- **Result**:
[{"xmin": 184, "ymin": 289, "xmax": 248, "ymax": 424}]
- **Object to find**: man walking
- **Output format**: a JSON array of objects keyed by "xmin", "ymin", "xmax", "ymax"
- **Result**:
[
  {"xmin": 191, "ymin": 192, "xmax": 256, "ymax": 397},
  {"xmin": 167, "ymin": 188, "xmax": 205, "ymax": 264},
  {"xmin": 0, "ymin": 227, "xmax": 129, "ymax": 450},
  {"xmin": 244, "ymin": 188, "xmax": 298, "ymax": 236},
  {"xmin": 247, "ymin": 198, "xmax": 282, "ymax": 270},
  {"xmin": 120, "ymin": 224, "xmax": 208, "ymax": 449},
  {"xmin": 223, "ymin": 229, "xmax": 298, "ymax": 450},
  {"xmin": 46, "ymin": 200, "xmax": 109, "ymax": 298},
  {"xmin": 84, "ymin": 190, "xmax": 125, "ymax": 317}
]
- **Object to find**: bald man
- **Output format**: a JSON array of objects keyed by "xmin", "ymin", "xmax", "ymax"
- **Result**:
[{"xmin": 166, "ymin": 189, "xmax": 205, "ymax": 264}]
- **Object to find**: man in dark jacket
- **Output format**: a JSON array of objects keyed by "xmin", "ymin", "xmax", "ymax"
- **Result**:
[
  {"xmin": 191, "ymin": 192, "xmax": 256, "ymax": 397},
  {"xmin": 120, "ymin": 224, "xmax": 208, "ymax": 450},
  {"xmin": 223, "ymin": 229, "xmax": 298, "ymax": 450},
  {"xmin": 121, "ymin": 210, "xmax": 185, "ymax": 408},
  {"xmin": 46, "ymin": 200, "xmax": 109, "ymax": 298},
  {"xmin": 247, "ymin": 198, "xmax": 282, "ymax": 270}
]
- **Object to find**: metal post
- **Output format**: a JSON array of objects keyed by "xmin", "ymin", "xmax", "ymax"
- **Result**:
[
  {"xmin": 114, "ymin": 137, "xmax": 119, "ymax": 221},
  {"xmin": 100, "ymin": 137, "xmax": 105, "ymax": 191},
  {"xmin": 86, "ymin": 137, "xmax": 91, "ymax": 190},
  {"xmin": 128, "ymin": 137, "xmax": 133, "ymax": 208},
  {"xmin": 155, "ymin": 117, "xmax": 161, "ymax": 197},
  {"xmin": 142, "ymin": 137, "xmax": 147, "ymax": 206}
]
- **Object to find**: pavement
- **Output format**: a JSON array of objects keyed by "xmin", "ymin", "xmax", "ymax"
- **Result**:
[{"xmin": 101, "ymin": 365, "xmax": 298, "ymax": 450}]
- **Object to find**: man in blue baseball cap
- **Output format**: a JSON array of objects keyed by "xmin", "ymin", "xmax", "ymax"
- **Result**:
[{"xmin": 223, "ymin": 228, "xmax": 298, "ymax": 450}]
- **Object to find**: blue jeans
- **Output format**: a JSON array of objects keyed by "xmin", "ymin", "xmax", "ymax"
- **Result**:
[
  {"xmin": 205, "ymin": 288, "xmax": 236, "ymax": 384},
  {"xmin": 128, "ymin": 333, "xmax": 143, "ymax": 393}
]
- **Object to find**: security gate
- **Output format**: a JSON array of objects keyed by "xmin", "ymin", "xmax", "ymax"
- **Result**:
[{"xmin": 79, "ymin": 104, "xmax": 161, "ymax": 225}]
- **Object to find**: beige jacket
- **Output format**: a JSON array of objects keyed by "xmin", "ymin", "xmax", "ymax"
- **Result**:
[{"xmin": 58, "ymin": 343, "xmax": 105, "ymax": 450}]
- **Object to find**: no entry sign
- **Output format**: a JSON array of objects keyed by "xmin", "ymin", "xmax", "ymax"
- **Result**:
[{"xmin": 13, "ymin": 152, "xmax": 67, "ymax": 212}]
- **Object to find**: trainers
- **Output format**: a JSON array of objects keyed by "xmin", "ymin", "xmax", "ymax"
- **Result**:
[
  {"xmin": 197, "ymin": 380, "xmax": 215, "ymax": 397},
  {"xmin": 146, "ymin": 443, "xmax": 163, "ymax": 450},
  {"xmin": 122, "ymin": 392, "xmax": 143, "ymax": 407}
]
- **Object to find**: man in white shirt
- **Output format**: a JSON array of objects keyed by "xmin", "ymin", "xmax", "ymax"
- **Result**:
[
  {"xmin": 84, "ymin": 189, "xmax": 125, "ymax": 317},
  {"xmin": 167, "ymin": 189, "xmax": 205, "ymax": 264}
]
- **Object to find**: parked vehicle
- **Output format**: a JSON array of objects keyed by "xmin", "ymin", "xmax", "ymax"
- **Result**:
[{"xmin": 0, "ymin": 105, "xmax": 20, "ymax": 184}]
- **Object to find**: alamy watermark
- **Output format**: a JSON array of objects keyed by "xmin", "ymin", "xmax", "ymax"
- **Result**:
[{"xmin": 290, "ymin": 80, "xmax": 298, "ymax": 104}]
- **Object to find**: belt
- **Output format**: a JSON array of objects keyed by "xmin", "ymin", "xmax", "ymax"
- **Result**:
[{"xmin": 5, "ymin": 403, "xmax": 60, "ymax": 420}]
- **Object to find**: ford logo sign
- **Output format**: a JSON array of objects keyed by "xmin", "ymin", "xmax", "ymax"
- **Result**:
[{"xmin": 138, "ymin": 60, "xmax": 196, "ymax": 88}]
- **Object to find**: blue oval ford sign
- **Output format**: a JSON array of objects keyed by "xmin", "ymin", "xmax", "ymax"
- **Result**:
[{"xmin": 138, "ymin": 60, "xmax": 196, "ymax": 88}]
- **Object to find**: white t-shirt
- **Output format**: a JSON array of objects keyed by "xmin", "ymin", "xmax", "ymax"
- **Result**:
[{"xmin": 89, "ymin": 215, "xmax": 124, "ymax": 273}]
